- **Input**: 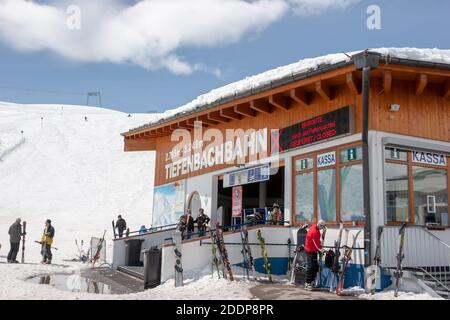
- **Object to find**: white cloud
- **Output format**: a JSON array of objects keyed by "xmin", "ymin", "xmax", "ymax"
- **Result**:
[
  {"xmin": 288, "ymin": 0, "xmax": 360, "ymax": 16},
  {"xmin": 0, "ymin": 0, "xmax": 359, "ymax": 75}
]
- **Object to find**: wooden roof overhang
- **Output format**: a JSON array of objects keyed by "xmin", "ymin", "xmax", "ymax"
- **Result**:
[{"xmin": 123, "ymin": 53, "xmax": 450, "ymax": 152}]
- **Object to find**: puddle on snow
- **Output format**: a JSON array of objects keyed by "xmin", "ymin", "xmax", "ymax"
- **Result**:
[{"xmin": 27, "ymin": 274, "xmax": 113, "ymax": 294}]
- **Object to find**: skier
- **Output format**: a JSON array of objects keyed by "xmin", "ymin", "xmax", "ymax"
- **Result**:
[
  {"xmin": 115, "ymin": 215, "xmax": 127, "ymax": 238},
  {"xmin": 84, "ymin": 116, "xmax": 88, "ymax": 121},
  {"xmin": 195, "ymin": 208, "xmax": 210, "ymax": 237},
  {"xmin": 304, "ymin": 219, "xmax": 327, "ymax": 291},
  {"xmin": 40, "ymin": 219, "xmax": 55, "ymax": 264},
  {"xmin": 268, "ymin": 203, "xmax": 283, "ymax": 226},
  {"xmin": 7, "ymin": 218, "xmax": 25, "ymax": 263},
  {"xmin": 178, "ymin": 215, "xmax": 187, "ymax": 239}
]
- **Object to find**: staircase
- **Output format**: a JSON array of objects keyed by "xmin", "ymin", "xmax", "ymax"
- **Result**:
[
  {"xmin": 415, "ymin": 267, "xmax": 450, "ymax": 299},
  {"xmin": 380, "ymin": 226, "xmax": 450, "ymax": 299}
]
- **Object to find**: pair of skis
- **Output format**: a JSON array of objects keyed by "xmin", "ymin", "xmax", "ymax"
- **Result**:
[
  {"xmin": 239, "ymin": 225, "xmax": 256, "ymax": 281},
  {"xmin": 256, "ymin": 229, "xmax": 272, "ymax": 282},
  {"xmin": 329, "ymin": 223, "xmax": 344, "ymax": 292},
  {"xmin": 336, "ymin": 229, "xmax": 362, "ymax": 295},
  {"xmin": 21, "ymin": 221, "xmax": 26, "ymax": 263},
  {"xmin": 209, "ymin": 227, "xmax": 222, "ymax": 278},
  {"xmin": 91, "ymin": 230, "xmax": 106, "ymax": 267},
  {"xmin": 394, "ymin": 223, "xmax": 407, "ymax": 297},
  {"xmin": 215, "ymin": 223, "xmax": 234, "ymax": 281}
]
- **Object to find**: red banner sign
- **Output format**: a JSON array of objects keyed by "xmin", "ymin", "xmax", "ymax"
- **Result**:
[{"xmin": 232, "ymin": 186, "xmax": 243, "ymax": 218}]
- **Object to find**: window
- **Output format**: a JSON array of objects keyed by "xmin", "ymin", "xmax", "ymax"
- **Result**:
[
  {"xmin": 384, "ymin": 147, "xmax": 449, "ymax": 227},
  {"xmin": 413, "ymin": 167, "xmax": 448, "ymax": 226},
  {"xmin": 340, "ymin": 164, "xmax": 364, "ymax": 221},
  {"xmin": 318, "ymin": 169, "xmax": 336, "ymax": 222},
  {"xmin": 292, "ymin": 144, "xmax": 364, "ymax": 226},
  {"xmin": 385, "ymin": 163, "xmax": 409, "ymax": 222},
  {"xmin": 294, "ymin": 172, "xmax": 314, "ymax": 222}
]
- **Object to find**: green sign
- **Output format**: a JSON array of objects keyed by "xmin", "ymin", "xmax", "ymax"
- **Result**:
[
  {"xmin": 391, "ymin": 148, "xmax": 400, "ymax": 160},
  {"xmin": 347, "ymin": 148, "xmax": 357, "ymax": 161},
  {"xmin": 300, "ymin": 159, "xmax": 308, "ymax": 170}
]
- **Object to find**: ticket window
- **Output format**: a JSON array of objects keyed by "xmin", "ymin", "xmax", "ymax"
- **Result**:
[
  {"xmin": 293, "ymin": 144, "xmax": 364, "ymax": 226},
  {"xmin": 384, "ymin": 147, "xmax": 449, "ymax": 227}
]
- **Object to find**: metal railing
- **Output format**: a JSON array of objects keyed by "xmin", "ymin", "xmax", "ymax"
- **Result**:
[{"xmin": 380, "ymin": 225, "xmax": 450, "ymax": 295}]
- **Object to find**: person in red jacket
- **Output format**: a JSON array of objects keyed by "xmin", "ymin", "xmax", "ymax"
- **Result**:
[{"xmin": 304, "ymin": 219, "xmax": 327, "ymax": 291}]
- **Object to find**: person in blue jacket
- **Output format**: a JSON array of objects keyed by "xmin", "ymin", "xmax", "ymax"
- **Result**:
[{"xmin": 139, "ymin": 225, "xmax": 147, "ymax": 234}]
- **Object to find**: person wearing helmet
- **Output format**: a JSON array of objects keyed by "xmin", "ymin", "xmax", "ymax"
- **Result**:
[{"xmin": 304, "ymin": 219, "xmax": 326, "ymax": 291}]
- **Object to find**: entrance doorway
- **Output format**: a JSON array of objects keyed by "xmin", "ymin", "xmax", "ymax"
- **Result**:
[{"xmin": 216, "ymin": 166, "xmax": 285, "ymax": 226}]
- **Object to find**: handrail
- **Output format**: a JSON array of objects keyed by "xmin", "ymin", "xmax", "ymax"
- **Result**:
[
  {"xmin": 380, "ymin": 225, "xmax": 450, "ymax": 297},
  {"xmin": 418, "ymin": 267, "xmax": 450, "ymax": 293}
]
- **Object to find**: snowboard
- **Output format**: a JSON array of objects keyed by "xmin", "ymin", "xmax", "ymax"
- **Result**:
[
  {"xmin": 173, "ymin": 231, "xmax": 184, "ymax": 287},
  {"xmin": 366, "ymin": 226, "xmax": 384, "ymax": 294},
  {"xmin": 290, "ymin": 225, "xmax": 308, "ymax": 285}
]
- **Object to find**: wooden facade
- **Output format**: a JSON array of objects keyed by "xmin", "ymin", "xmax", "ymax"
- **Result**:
[{"xmin": 123, "ymin": 62, "xmax": 450, "ymax": 187}]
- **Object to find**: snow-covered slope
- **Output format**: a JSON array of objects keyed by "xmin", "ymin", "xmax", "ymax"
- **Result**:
[{"xmin": 0, "ymin": 102, "xmax": 157, "ymax": 262}]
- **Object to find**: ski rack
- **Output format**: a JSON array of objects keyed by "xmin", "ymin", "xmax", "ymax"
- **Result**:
[{"xmin": 200, "ymin": 241, "xmax": 364, "ymax": 249}]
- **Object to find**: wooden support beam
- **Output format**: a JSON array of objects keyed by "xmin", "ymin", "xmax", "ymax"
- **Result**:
[
  {"xmin": 415, "ymin": 74, "xmax": 428, "ymax": 96},
  {"xmin": 444, "ymin": 79, "xmax": 450, "ymax": 98},
  {"xmin": 178, "ymin": 120, "xmax": 193, "ymax": 129},
  {"xmin": 250, "ymin": 99, "xmax": 272, "ymax": 114},
  {"xmin": 290, "ymin": 88, "xmax": 309, "ymax": 107},
  {"xmin": 383, "ymin": 70, "xmax": 392, "ymax": 94},
  {"xmin": 346, "ymin": 72, "xmax": 360, "ymax": 95},
  {"xmin": 170, "ymin": 123, "xmax": 180, "ymax": 131},
  {"xmin": 197, "ymin": 114, "xmax": 218, "ymax": 125},
  {"xmin": 208, "ymin": 111, "xmax": 229, "ymax": 124},
  {"xmin": 315, "ymin": 80, "xmax": 331, "ymax": 102},
  {"xmin": 220, "ymin": 107, "xmax": 242, "ymax": 120},
  {"xmin": 269, "ymin": 94, "xmax": 290, "ymax": 110},
  {"xmin": 186, "ymin": 118, "xmax": 205, "ymax": 128},
  {"xmin": 234, "ymin": 102, "xmax": 256, "ymax": 117},
  {"xmin": 162, "ymin": 126, "xmax": 172, "ymax": 133}
]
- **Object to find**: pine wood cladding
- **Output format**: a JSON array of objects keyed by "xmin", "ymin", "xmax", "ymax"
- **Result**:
[{"xmin": 123, "ymin": 63, "xmax": 450, "ymax": 186}]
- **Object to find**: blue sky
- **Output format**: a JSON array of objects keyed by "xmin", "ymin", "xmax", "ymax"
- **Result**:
[{"xmin": 0, "ymin": 0, "xmax": 449, "ymax": 113}]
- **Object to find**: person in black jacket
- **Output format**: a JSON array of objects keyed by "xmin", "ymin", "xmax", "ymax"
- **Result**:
[
  {"xmin": 179, "ymin": 209, "xmax": 195, "ymax": 240},
  {"xmin": 195, "ymin": 208, "xmax": 210, "ymax": 237},
  {"xmin": 7, "ymin": 218, "xmax": 25, "ymax": 263},
  {"xmin": 115, "ymin": 215, "xmax": 127, "ymax": 238}
]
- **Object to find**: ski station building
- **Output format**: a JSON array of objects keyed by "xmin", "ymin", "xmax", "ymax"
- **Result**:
[{"xmin": 114, "ymin": 48, "xmax": 450, "ymax": 295}]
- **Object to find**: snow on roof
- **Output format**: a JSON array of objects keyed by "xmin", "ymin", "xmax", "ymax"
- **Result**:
[{"xmin": 126, "ymin": 47, "xmax": 450, "ymax": 133}]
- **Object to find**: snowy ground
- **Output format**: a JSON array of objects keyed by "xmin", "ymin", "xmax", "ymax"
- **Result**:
[
  {"xmin": 0, "ymin": 101, "xmax": 441, "ymax": 300},
  {"xmin": 0, "ymin": 257, "xmax": 441, "ymax": 300},
  {"xmin": 0, "ymin": 102, "xmax": 157, "ymax": 263}
]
